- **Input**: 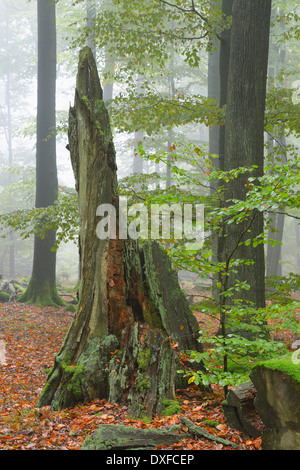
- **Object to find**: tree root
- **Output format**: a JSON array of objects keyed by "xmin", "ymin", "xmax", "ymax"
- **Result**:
[{"xmin": 180, "ymin": 417, "xmax": 239, "ymax": 449}]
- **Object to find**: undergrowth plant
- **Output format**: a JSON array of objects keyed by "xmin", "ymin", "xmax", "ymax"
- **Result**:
[
  {"xmin": 184, "ymin": 299, "xmax": 299, "ymax": 393},
  {"xmin": 1, "ymin": 139, "xmax": 300, "ymax": 396},
  {"xmin": 123, "ymin": 142, "xmax": 300, "ymax": 395}
]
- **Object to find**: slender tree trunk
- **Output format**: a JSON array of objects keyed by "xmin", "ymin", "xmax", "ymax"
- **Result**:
[
  {"xmin": 18, "ymin": 0, "xmax": 64, "ymax": 307},
  {"xmin": 166, "ymin": 73, "xmax": 176, "ymax": 189},
  {"xmin": 295, "ymin": 220, "xmax": 300, "ymax": 274},
  {"xmin": 218, "ymin": 0, "xmax": 233, "ymax": 173},
  {"xmin": 86, "ymin": 0, "xmax": 96, "ymax": 58},
  {"xmin": 266, "ymin": 134, "xmax": 285, "ymax": 278},
  {"xmin": 208, "ymin": 38, "xmax": 220, "ymax": 171},
  {"xmin": 208, "ymin": 1, "xmax": 221, "ymax": 294},
  {"xmin": 166, "ymin": 26, "xmax": 176, "ymax": 189},
  {"xmin": 86, "ymin": 1, "xmax": 114, "ymax": 104},
  {"xmin": 267, "ymin": 211, "xmax": 285, "ymax": 277},
  {"xmin": 5, "ymin": 71, "xmax": 15, "ymax": 278},
  {"xmin": 166, "ymin": 129, "xmax": 174, "ymax": 189},
  {"xmin": 266, "ymin": 136, "xmax": 286, "ymax": 278},
  {"xmin": 215, "ymin": 0, "xmax": 233, "ymax": 301},
  {"xmin": 4, "ymin": 15, "xmax": 15, "ymax": 278},
  {"xmin": 103, "ymin": 50, "xmax": 114, "ymax": 104},
  {"xmin": 266, "ymin": 8, "xmax": 286, "ymax": 278},
  {"xmin": 219, "ymin": 0, "xmax": 271, "ymax": 318},
  {"xmin": 133, "ymin": 75, "xmax": 145, "ymax": 175},
  {"xmin": 37, "ymin": 47, "xmax": 203, "ymax": 416}
]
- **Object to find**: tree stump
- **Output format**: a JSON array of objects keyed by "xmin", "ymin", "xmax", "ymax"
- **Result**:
[
  {"xmin": 250, "ymin": 356, "xmax": 300, "ymax": 450},
  {"xmin": 0, "ymin": 292, "xmax": 9, "ymax": 303},
  {"xmin": 222, "ymin": 381, "xmax": 264, "ymax": 438},
  {"xmin": 37, "ymin": 47, "xmax": 203, "ymax": 418}
]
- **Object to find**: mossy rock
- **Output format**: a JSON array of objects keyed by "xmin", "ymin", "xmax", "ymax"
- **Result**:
[
  {"xmin": 81, "ymin": 424, "xmax": 183, "ymax": 450},
  {"xmin": 0, "ymin": 292, "xmax": 10, "ymax": 303},
  {"xmin": 251, "ymin": 354, "xmax": 300, "ymax": 449},
  {"xmin": 252, "ymin": 353, "xmax": 300, "ymax": 384}
]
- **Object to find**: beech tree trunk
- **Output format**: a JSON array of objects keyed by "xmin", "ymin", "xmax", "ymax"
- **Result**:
[
  {"xmin": 218, "ymin": 0, "xmax": 233, "ymax": 173},
  {"xmin": 37, "ymin": 47, "xmax": 203, "ymax": 417},
  {"xmin": 266, "ymin": 11, "xmax": 286, "ymax": 279},
  {"xmin": 18, "ymin": 0, "xmax": 64, "ymax": 308},
  {"xmin": 218, "ymin": 0, "xmax": 271, "ymax": 319}
]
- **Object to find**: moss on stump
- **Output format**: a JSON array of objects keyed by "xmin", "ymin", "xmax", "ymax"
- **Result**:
[
  {"xmin": 0, "ymin": 292, "xmax": 10, "ymax": 303},
  {"xmin": 18, "ymin": 277, "xmax": 66, "ymax": 308},
  {"xmin": 81, "ymin": 424, "xmax": 184, "ymax": 450}
]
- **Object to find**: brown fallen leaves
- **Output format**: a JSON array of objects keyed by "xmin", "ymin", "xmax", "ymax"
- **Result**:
[{"xmin": 0, "ymin": 301, "xmax": 261, "ymax": 451}]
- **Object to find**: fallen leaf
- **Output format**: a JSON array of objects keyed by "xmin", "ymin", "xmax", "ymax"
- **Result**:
[{"xmin": 216, "ymin": 424, "xmax": 227, "ymax": 431}]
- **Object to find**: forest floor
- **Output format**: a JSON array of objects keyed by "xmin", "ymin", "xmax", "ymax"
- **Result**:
[{"xmin": 0, "ymin": 291, "xmax": 298, "ymax": 451}]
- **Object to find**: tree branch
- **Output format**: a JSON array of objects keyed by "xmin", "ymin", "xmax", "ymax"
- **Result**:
[
  {"xmin": 180, "ymin": 416, "xmax": 239, "ymax": 449},
  {"xmin": 267, "ymin": 210, "xmax": 300, "ymax": 221},
  {"xmin": 157, "ymin": 0, "xmax": 213, "ymax": 30}
]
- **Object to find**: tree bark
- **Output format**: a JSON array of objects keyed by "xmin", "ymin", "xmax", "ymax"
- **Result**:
[
  {"xmin": 267, "ymin": 209, "xmax": 285, "ymax": 277},
  {"xmin": 266, "ymin": 9, "xmax": 286, "ymax": 278},
  {"xmin": 18, "ymin": 0, "xmax": 64, "ymax": 307},
  {"xmin": 37, "ymin": 47, "xmax": 203, "ymax": 417},
  {"xmin": 219, "ymin": 0, "xmax": 271, "ymax": 318},
  {"xmin": 218, "ymin": 0, "xmax": 233, "ymax": 173},
  {"xmin": 86, "ymin": 0, "xmax": 96, "ymax": 58},
  {"xmin": 208, "ymin": 1, "xmax": 221, "ymax": 294},
  {"xmin": 296, "ymin": 220, "xmax": 300, "ymax": 273},
  {"xmin": 133, "ymin": 75, "xmax": 145, "ymax": 175},
  {"xmin": 208, "ymin": 33, "xmax": 220, "ymax": 170},
  {"xmin": 5, "ymin": 66, "xmax": 15, "ymax": 278}
]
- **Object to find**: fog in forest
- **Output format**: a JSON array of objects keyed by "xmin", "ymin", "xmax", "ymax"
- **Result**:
[{"xmin": 0, "ymin": 0, "xmax": 299, "ymax": 290}]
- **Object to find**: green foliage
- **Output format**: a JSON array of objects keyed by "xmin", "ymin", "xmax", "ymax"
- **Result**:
[
  {"xmin": 0, "ymin": 187, "xmax": 79, "ymax": 251},
  {"xmin": 272, "ymin": 4, "xmax": 300, "ymax": 44},
  {"xmin": 183, "ymin": 293, "xmax": 300, "ymax": 388},
  {"xmin": 266, "ymin": 272, "xmax": 300, "ymax": 304},
  {"xmin": 72, "ymin": 0, "xmax": 227, "ymax": 71},
  {"xmin": 186, "ymin": 324, "xmax": 289, "ymax": 388},
  {"xmin": 265, "ymin": 85, "xmax": 300, "ymax": 137},
  {"xmin": 118, "ymin": 144, "xmax": 300, "ymax": 391}
]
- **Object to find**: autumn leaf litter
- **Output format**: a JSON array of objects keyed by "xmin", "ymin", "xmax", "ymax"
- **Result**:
[{"xmin": 0, "ymin": 301, "xmax": 261, "ymax": 450}]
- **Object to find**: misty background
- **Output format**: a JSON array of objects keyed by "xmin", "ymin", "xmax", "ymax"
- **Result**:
[{"xmin": 0, "ymin": 0, "xmax": 299, "ymax": 287}]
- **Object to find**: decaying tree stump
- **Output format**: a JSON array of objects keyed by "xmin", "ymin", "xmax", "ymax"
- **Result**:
[
  {"xmin": 250, "ymin": 358, "xmax": 300, "ymax": 450},
  {"xmin": 37, "ymin": 47, "xmax": 203, "ymax": 417},
  {"xmin": 222, "ymin": 381, "xmax": 264, "ymax": 438}
]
